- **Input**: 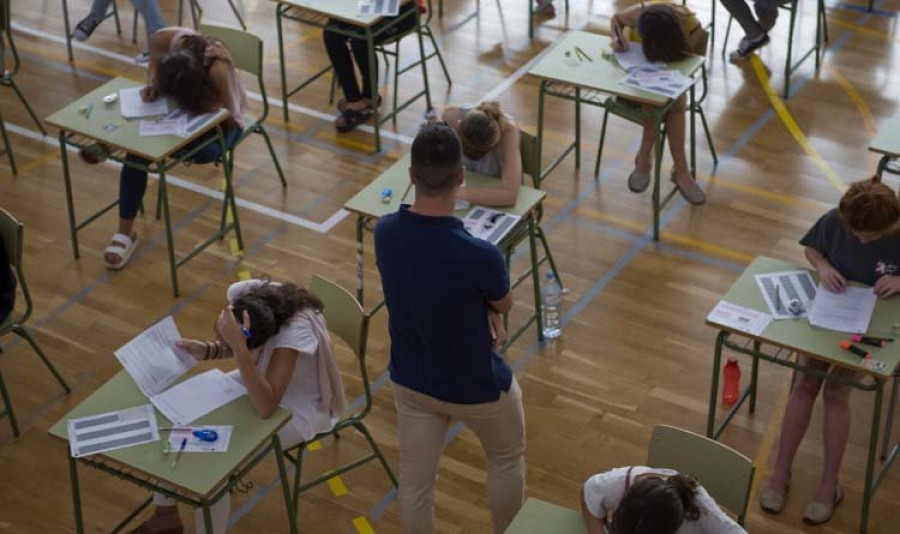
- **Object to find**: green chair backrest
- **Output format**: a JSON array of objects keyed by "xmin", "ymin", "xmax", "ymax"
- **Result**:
[
  {"xmin": 0, "ymin": 209, "xmax": 32, "ymax": 325},
  {"xmin": 519, "ymin": 129, "xmax": 539, "ymax": 188},
  {"xmin": 198, "ymin": 23, "xmax": 262, "ymax": 76},
  {"xmin": 647, "ymin": 425, "xmax": 755, "ymax": 524},
  {"xmin": 309, "ymin": 275, "xmax": 372, "ymax": 417}
]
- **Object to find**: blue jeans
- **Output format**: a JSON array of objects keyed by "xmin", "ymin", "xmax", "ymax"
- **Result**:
[
  {"xmin": 119, "ymin": 126, "xmax": 242, "ymax": 220},
  {"xmin": 89, "ymin": 0, "xmax": 168, "ymax": 37}
]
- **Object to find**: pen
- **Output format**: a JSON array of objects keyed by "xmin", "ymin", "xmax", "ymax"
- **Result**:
[
  {"xmin": 172, "ymin": 437, "xmax": 187, "ymax": 468},
  {"xmin": 240, "ymin": 327, "xmax": 251, "ymax": 339},
  {"xmin": 613, "ymin": 24, "xmax": 624, "ymax": 49},
  {"xmin": 400, "ymin": 181, "xmax": 414, "ymax": 203},
  {"xmin": 85, "ymin": 103, "xmax": 94, "ymax": 119},
  {"xmin": 774, "ymin": 283, "xmax": 782, "ymax": 312},
  {"xmin": 839, "ymin": 341, "xmax": 870, "ymax": 358},
  {"xmin": 851, "ymin": 334, "xmax": 888, "ymax": 347},
  {"xmin": 574, "ymin": 46, "xmax": 593, "ymax": 62}
]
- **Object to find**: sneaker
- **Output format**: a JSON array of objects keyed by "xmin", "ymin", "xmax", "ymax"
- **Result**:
[
  {"xmin": 134, "ymin": 52, "xmax": 151, "ymax": 65},
  {"xmin": 755, "ymin": 0, "xmax": 780, "ymax": 32},
  {"xmin": 73, "ymin": 15, "xmax": 102, "ymax": 42},
  {"xmin": 535, "ymin": 0, "xmax": 555, "ymax": 16},
  {"xmin": 729, "ymin": 33, "xmax": 770, "ymax": 62}
]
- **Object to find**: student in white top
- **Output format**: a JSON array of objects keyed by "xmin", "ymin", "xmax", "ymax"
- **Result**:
[
  {"xmin": 132, "ymin": 279, "xmax": 346, "ymax": 534},
  {"xmin": 581, "ymin": 467, "xmax": 746, "ymax": 534}
]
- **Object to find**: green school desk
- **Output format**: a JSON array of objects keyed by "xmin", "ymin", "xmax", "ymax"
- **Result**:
[
  {"xmin": 49, "ymin": 369, "xmax": 296, "ymax": 533},
  {"xmin": 45, "ymin": 77, "xmax": 242, "ymax": 297},
  {"xmin": 273, "ymin": 0, "xmax": 430, "ymax": 153},
  {"xmin": 705, "ymin": 256, "xmax": 900, "ymax": 534},
  {"xmin": 527, "ymin": 31, "xmax": 705, "ymax": 241},
  {"xmin": 505, "ymin": 498, "xmax": 587, "ymax": 533},
  {"xmin": 343, "ymin": 154, "xmax": 550, "ymax": 346},
  {"xmin": 869, "ymin": 114, "xmax": 900, "ymax": 178}
]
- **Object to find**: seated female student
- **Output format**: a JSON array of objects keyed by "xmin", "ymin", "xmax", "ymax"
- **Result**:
[
  {"xmin": 0, "ymin": 235, "xmax": 15, "ymax": 325},
  {"xmin": 324, "ymin": 1, "xmax": 422, "ymax": 132},
  {"xmin": 610, "ymin": 3, "xmax": 707, "ymax": 205},
  {"xmin": 442, "ymin": 102, "xmax": 521, "ymax": 207},
  {"xmin": 760, "ymin": 177, "xmax": 900, "ymax": 525},
  {"xmin": 81, "ymin": 26, "xmax": 247, "ymax": 270},
  {"xmin": 133, "ymin": 279, "xmax": 346, "ymax": 534},
  {"xmin": 581, "ymin": 466, "xmax": 746, "ymax": 533}
]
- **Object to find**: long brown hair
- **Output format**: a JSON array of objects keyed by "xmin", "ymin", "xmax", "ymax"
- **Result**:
[
  {"xmin": 459, "ymin": 101, "xmax": 506, "ymax": 161},
  {"xmin": 231, "ymin": 282, "xmax": 323, "ymax": 350},
  {"xmin": 611, "ymin": 474, "xmax": 701, "ymax": 534},
  {"xmin": 637, "ymin": 5, "xmax": 691, "ymax": 63},
  {"xmin": 154, "ymin": 35, "xmax": 222, "ymax": 115}
]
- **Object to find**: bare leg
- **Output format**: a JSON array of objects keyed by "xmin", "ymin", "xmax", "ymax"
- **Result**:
[
  {"xmin": 664, "ymin": 95, "xmax": 693, "ymax": 190},
  {"xmin": 812, "ymin": 380, "xmax": 853, "ymax": 503},
  {"xmin": 636, "ymin": 119, "xmax": 656, "ymax": 174}
]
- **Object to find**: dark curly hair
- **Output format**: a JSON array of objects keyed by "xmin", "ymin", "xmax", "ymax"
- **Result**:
[
  {"xmin": 637, "ymin": 5, "xmax": 691, "ymax": 63},
  {"xmin": 231, "ymin": 282, "xmax": 323, "ymax": 350},
  {"xmin": 610, "ymin": 474, "xmax": 701, "ymax": 534}
]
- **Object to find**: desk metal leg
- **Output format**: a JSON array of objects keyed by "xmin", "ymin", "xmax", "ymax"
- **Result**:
[
  {"xmin": 750, "ymin": 341, "xmax": 761, "ymax": 413},
  {"xmin": 536, "ymin": 83, "xmax": 546, "ymax": 187},
  {"xmin": 277, "ymin": 4, "xmax": 290, "ymax": 123},
  {"xmin": 881, "ymin": 376, "xmax": 899, "ymax": 459},
  {"xmin": 158, "ymin": 167, "xmax": 180, "ymax": 297},
  {"xmin": 861, "ymin": 381, "xmax": 884, "ymax": 534},
  {"xmin": 528, "ymin": 0, "xmax": 534, "ymax": 40},
  {"xmin": 707, "ymin": 331, "xmax": 726, "ymax": 438},
  {"xmin": 201, "ymin": 503, "xmax": 214, "ymax": 534},
  {"xmin": 876, "ymin": 155, "xmax": 889, "ymax": 179},
  {"xmin": 220, "ymin": 129, "xmax": 244, "ymax": 251},
  {"xmin": 651, "ymin": 115, "xmax": 664, "ymax": 241},
  {"xmin": 528, "ymin": 216, "xmax": 544, "ymax": 342},
  {"xmin": 68, "ymin": 454, "xmax": 85, "ymax": 534},
  {"xmin": 574, "ymin": 88, "xmax": 581, "ymax": 168},
  {"xmin": 689, "ymin": 83, "xmax": 696, "ymax": 178},
  {"xmin": 62, "ymin": 0, "xmax": 74, "ymax": 62},
  {"xmin": 59, "ymin": 131, "xmax": 80, "ymax": 259},
  {"xmin": 273, "ymin": 435, "xmax": 299, "ymax": 533},
  {"xmin": 356, "ymin": 215, "xmax": 365, "ymax": 306},
  {"xmin": 415, "ymin": 16, "xmax": 433, "ymax": 113},
  {"xmin": 366, "ymin": 31, "xmax": 381, "ymax": 152}
]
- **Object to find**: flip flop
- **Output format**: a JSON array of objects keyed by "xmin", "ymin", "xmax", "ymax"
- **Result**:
[
  {"xmin": 102, "ymin": 233, "xmax": 138, "ymax": 270},
  {"xmin": 337, "ymin": 95, "xmax": 382, "ymax": 113},
  {"xmin": 335, "ymin": 108, "xmax": 373, "ymax": 133}
]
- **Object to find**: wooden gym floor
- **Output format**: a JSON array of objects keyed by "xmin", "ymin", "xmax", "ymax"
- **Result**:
[{"xmin": 1, "ymin": 0, "xmax": 899, "ymax": 531}]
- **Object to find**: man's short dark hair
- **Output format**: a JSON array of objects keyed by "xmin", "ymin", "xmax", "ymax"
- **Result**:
[{"xmin": 410, "ymin": 123, "xmax": 463, "ymax": 197}]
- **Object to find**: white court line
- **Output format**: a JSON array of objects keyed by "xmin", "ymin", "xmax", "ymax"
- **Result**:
[
  {"xmin": 10, "ymin": 22, "xmax": 414, "ymax": 144},
  {"xmin": 6, "ymin": 122, "xmax": 349, "ymax": 233}
]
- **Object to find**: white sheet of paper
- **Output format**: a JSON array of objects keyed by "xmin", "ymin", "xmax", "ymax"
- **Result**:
[
  {"xmin": 119, "ymin": 87, "xmax": 169, "ymax": 119},
  {"xmin": 620, "ymin": 69, "xmax": 696, "ymax": 99},
  {"xmin": 754, "ymin": 270, "xmax": 817, "ymax": 319},
  {"xmin": 808, "ymin": 284, "xmax": 877, "ymax": 334},
  {"xmin": 150, "ymin": 369, "xmax": 247, "ymax": 427},
  {"xmin": 613, "ymin": 47, "xmax": 665, "ymax": 72},
  {"xmin": 114, "ymin": 316, "xmax": 197, "ymax": 398},
  {"xmin": 460, "ymin": 207, "xmax": 521, "ymax": 245},
  {"xmin": 707, "ymin": 301, "xmax": 772, "ymax": 336},
  {"xmin": 139, "ymin": 118, "xmax": 185, "ymax": 137},
  {"xmin": 165, "ymin": 425, "xmax": 233, "ymax": 453},
  {"xmin": 68, "ymin": 404, "xmax": 159, "ymax": 458}
]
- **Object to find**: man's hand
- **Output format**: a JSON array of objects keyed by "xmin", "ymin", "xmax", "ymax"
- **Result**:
[
  {"xmin": 874, "ymin": 275, "xmax": 900, "ymax": 298},
  {"xmin": 488, "ymin": 310, "xmax": 507, "ymax": 351},
  {"xmin": 818, "ymin": 265, "xmax": 847, "ymax": 293}
]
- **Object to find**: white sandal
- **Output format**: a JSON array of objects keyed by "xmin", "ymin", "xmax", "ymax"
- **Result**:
[{"xmin": 102, "ymin": 233, "xmax": 138, "ymax": 270}]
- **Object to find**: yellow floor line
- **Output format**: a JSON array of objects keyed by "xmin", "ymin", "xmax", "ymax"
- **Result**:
[
  {"xmin": 826, "ymin": 65, "xmax": 877, "ymax": 135},
  {"xmin": 749, "ymin": 378, "xmax": 793, "ymax": 502},
  {"xmin": 307, "ymin": 440, "xmax": 322, "ymax": 451},
  {"xmin": 14, "ymin": 151, "xmax": 58, "ymax": 174},
  {"xmin": 352, "ymin": 516, "xmax": 376, "ymax": 534},
  {"xmin": 750, "ymin": 56, "xmax": 846, "ymax": 194},
  {"xmin": 828, "ymin": 17, "xmax": 889, "ymax": 40},
  {"xmin": 237, "ymin": 270, "xmax": 252, "ymax": 281},
  {"xmin": 658, "ymin": 232, "xmax": 756, "ymax": 265},
  {"xmin": 697, "ymin": 174, "xmax": 831, "ymax": 211},
  {"xmin": 327, "ymin": 476, "xmax": 348, "ymax": 497}
]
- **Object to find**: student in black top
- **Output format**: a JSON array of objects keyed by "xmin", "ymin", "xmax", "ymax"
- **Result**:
[
  {"xmin": 760, "ymin": 178, "xmax": 900, "ymax": 526},
  {"xmin": 0, "ymin": 235, "xmax": 15, "ymax": 324}
]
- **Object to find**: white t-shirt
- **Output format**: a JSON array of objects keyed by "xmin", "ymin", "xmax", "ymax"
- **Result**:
[
  {"xmin": 583, "ymin": 467, "xmax": 746, "ymax": 534},
  {"xmin": 226, "ymin": 281, "xmax": 336, "ymax": 442}
]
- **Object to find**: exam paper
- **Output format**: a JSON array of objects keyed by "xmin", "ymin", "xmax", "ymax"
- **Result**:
[
  {"xmin": 754, "ymin": 270, "xmax": 817, "ymax": 320},
  {"xmin": 808, "ymin": 284, "xmax": 877, "ymax": 334},
  {"xmin": 707, "ymin": 301, "xmax": 772, "ymax": 336},
  {"xmin": 359, "ymin": 0, "xmax": 400, "ymax": 16},
  {"xmin": 613, "ymin": 47, "xmax": 665, "ymax": 73},
  {"xmin": 461, "ymin": 207, "xmax": 521, "ymax": 245},
  {"xmin": 68, "ymin": 404, "xmax": 159, "ymax": 458},
  {"xmin": 165, "ymin": 425, "xmax": 233, "ymax": 453},
  {"xmin": 119, "ymin": 87, "xmax": 169, "ymax": 119},
  {"xmin": 139, "ymin": 110, "xmax": 220, "ymax": 138},
  {"xmin": 114, "ymin": 316, "xmax": 197, "ymax": 398},
  {"xmin": 150, "ymin": 369, "xmax": 247, "ymax": 427},
  {"xmin": 621, "ymin": 69, "xmax": 697, "ymax": 99}
]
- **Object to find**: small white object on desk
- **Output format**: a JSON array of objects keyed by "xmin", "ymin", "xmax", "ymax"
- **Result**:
[
  {"xmin": 754, "ymin": 271, "xmax": 817, "ymax": 320},
  {"xmin": 164, "ymin": 425, "xmax": 234, "ymax": 453},
  {"xmin": 707, "ymin": 301, "xmax": 772, "ymax": 336}
]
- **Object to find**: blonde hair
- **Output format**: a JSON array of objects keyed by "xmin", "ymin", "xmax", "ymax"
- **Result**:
[{"xmin": 459, "ymin": 101, "xmax": 505, "ymax": 160}]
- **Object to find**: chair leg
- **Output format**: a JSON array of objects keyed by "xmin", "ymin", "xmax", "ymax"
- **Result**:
[
  {"xmin": 594, "ymin": 110, "xmax": 610, "ymax": 177},
  {"xmin": 13, "ymin": 326, "xmax": 71, "ymax": 393},
  {"xmin": 111, "ymin": 0, "xmax": 122, "ymax": 35},
  {"xmin": 425, "ymin": 26, "xmax": 452, "ymax": 85},
  {"xmin": 257, "ymin": 127, "xmax": 287, "ymax": 188},
  {"xmin": 721, "ymin": 15, "xmax": 733, "ymax": 59},
  {"xmin": 0, "ymin": 369, "xmax": 20, "ymax": 437},
  {"xmin": 290, "ymin": 447, "xmax": 306, "ymax": 512},
  {"xmin": 9, "ymin": 79, "xmax": 47, "ymax": 135},
  {"xmin": 354, "ymin": 421, "xmax": 398, "ymax": 487},
  {"xmin": 0, "ymin": 116, "xmax": 18, "ymax": 175},
  {"xmin": 536, "ymin": 225, "xmax": 564, "ymax": 290},
  {"xmin": 132, "ymin": 9, "xmax": 139, "ymax": 45},
  {"xmin": 697, "ymin": 105, "xmax": 718, "ymax": 165},
  {"xmin": 881, "ymin": 375, "xmax": 900, "ymax": 459},
  {"xmin": 226, "ymin": 0, "xmax": 247, "ymax": 30}
]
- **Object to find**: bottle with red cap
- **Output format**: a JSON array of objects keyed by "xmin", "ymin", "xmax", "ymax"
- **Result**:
[{"xmin": 723, "ymin": 357, "xmax": 741, "ymax": 405}]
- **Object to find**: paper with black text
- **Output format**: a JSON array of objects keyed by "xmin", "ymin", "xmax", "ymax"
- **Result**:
[
  {"xmin": 707, "ymin": 301, "xmax": 772, "ymax": 336},
  {"xmin": 808, "ymin": 284, "xmax": 876, "ymax": 334},
  {"xmin": 114, "ymin": 316, "xmax": 196, "ymax": 398},
  {"xmin": 150, "ymin": 369, "xmax": 247, "ymax": 427}
]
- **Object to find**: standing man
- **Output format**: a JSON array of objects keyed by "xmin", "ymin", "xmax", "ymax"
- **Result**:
[
  {"xmin": 375, "ymin": 123, "xmax": 526, "ymax": 534},
  {"xmin": 721, "ymin": 0, "xmax": 780, "ymax": 61}
]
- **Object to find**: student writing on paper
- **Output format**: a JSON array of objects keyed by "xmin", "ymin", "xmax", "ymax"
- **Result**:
[
  {"xmin": 441, "ymin": 101, "xmax": 522, "ymax": 207},
  {"xmin": 581, "ymin": 467, "xmax": 745, "ymax": 533},
  {"xmin": 79, "ymin": 27, "xmax": 247, "ymax": 271},
  {"xmin": 132, "ymin": 279, "xmax": 346, "ymax": 534},
  {"xmin": 610, "ymin": 3, "xmax": 708, "ymax": 206},
  {"xmin": 760, "ymin": 178, "xmax": 900, "ymax": 526}
]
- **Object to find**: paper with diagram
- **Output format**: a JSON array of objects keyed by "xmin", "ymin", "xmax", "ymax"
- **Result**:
[
  {"xmin": 808, "ymin": 284, "xmax": 876, "ymax": 334},
  {"xmin": 461, "ymin": 207, "xmax": 520, "ymax": 245},
  {"xmin": 754, "ymin": 270, "xmax": 817, "ymax": 319},
  {"xmin": 68, "ymin": 404, "xmax": 159, "ymax": 458}
]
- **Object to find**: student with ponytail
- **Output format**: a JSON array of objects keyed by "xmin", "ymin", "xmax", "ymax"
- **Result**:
[
  {"xmin": 581, "ymin": 467, "xmax": 745, "ymax": 533},
  {"xmin": 442, "ymin": 102, "xmax": 522, "ymax": 207},
  {"xmin": 131, "ymin": 279, "xmax": 346, "ymax": 534}
]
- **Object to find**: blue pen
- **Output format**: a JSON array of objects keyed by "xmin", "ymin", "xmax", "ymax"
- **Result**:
[{"xmin": 240, "ymin": 326, "xmax": 251, "ymax": 339}]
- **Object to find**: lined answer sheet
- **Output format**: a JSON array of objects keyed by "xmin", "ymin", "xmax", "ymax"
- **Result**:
[
  {"xmin": 150, "ymin": 370, "xmax": 247, "ymax": 426},
  {"xmin": 114, "ymin": 316, "xmax": 196, "ymax": 398}
]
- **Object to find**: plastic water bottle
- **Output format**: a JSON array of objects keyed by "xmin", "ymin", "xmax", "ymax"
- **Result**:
[
  {"xmin": 723, "ymin": 357, "xmax": 741, "ymax": 405},
  {"xmin": 541, "ymin": 272, "xmax": 562, "ymax": 340}
]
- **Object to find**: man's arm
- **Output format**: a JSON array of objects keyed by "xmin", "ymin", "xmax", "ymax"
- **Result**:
[{"xmin": 488, "ymin": 291, "xmax": 513, "ymax": 315}]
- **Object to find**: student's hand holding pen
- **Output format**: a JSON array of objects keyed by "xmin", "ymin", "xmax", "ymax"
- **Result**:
[
  {"xmin": 140, "ymin": 84, "xmax": 158, "ymax": 103},
  {"xmin": 610, "ymin": 18, "xmax": 629, "ymax": 53}
]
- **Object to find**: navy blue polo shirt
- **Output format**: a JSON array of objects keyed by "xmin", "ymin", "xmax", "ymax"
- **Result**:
[{"xmin": 375, "ymin": 205, "xmax": 512, "ymax": 404}]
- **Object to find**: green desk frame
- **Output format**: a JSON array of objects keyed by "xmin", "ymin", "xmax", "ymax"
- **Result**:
[
  {"xmin": 344, "ymin": 155, "xmax": 550, "ymax": 347},
  {"xmin": 46, "ymin": 78, "xmax": 243, "ymax": 297},
  {"xmin": 705, "ymin": 256, "xmax": 900, "ymax": 534},
  {"xmin": 529, "ymin": 31, "xmax": 704, "ymax": 241},
  {"xmin": 275, "ymin": 0, "xmax": 432, "ymax": 153},
  {"xmin": 49, "ymin": 370, "xmax": 297, "ymax": 533},
  {"xmin": 869, "ymin": 114, "xmax": 900, "ymax": 179}
]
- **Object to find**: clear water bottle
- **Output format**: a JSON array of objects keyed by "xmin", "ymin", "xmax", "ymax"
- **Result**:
[{"xmin": 541, "ymin": 272, "xmax": 562, "ymax": 339}]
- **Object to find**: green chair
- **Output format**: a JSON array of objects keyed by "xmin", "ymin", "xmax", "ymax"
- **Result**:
[
  {"xmin": 283, "ymin": 275, "xmax": 397, "ymax": 512},
  {"xmin": 647, "ymin": 424, "xmax": 755, "ymax": 525},
  {"xmin": 0, "ymin": 209, "xmax": 71, "ymax": 437},
  {"xmin": 0, "ymin": 111, "xmax": 15, "ymax": 174},
  {"xmin": 721, "ymin": 0, "xmax": 828, "ymax": 99},
  {"xmin": 199, "ymin": 23, "xmax": 287, "ymax": 188},
  {"xmin": 1, "ymin": 0, "xmax": 47, "ymax": 135},
  {"xmin": 594, "ymin": 34, "xmax": 718, "ymax": 183}
]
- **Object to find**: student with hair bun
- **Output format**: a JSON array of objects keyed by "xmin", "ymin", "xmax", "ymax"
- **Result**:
[
  {"xmin": 132, "ymin": 279, "xmax": 346, "ymax": 534},
  {"xmin": 760, "ymin": 177, "xmax": 900, "ymax": 525},
  {"xmin": 580, "ymin": 467, "xmax": 746, "ymax": 533},
  {"xmin": 442, "ymin": 102, "xmax": 522, "ymax": 207}
]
